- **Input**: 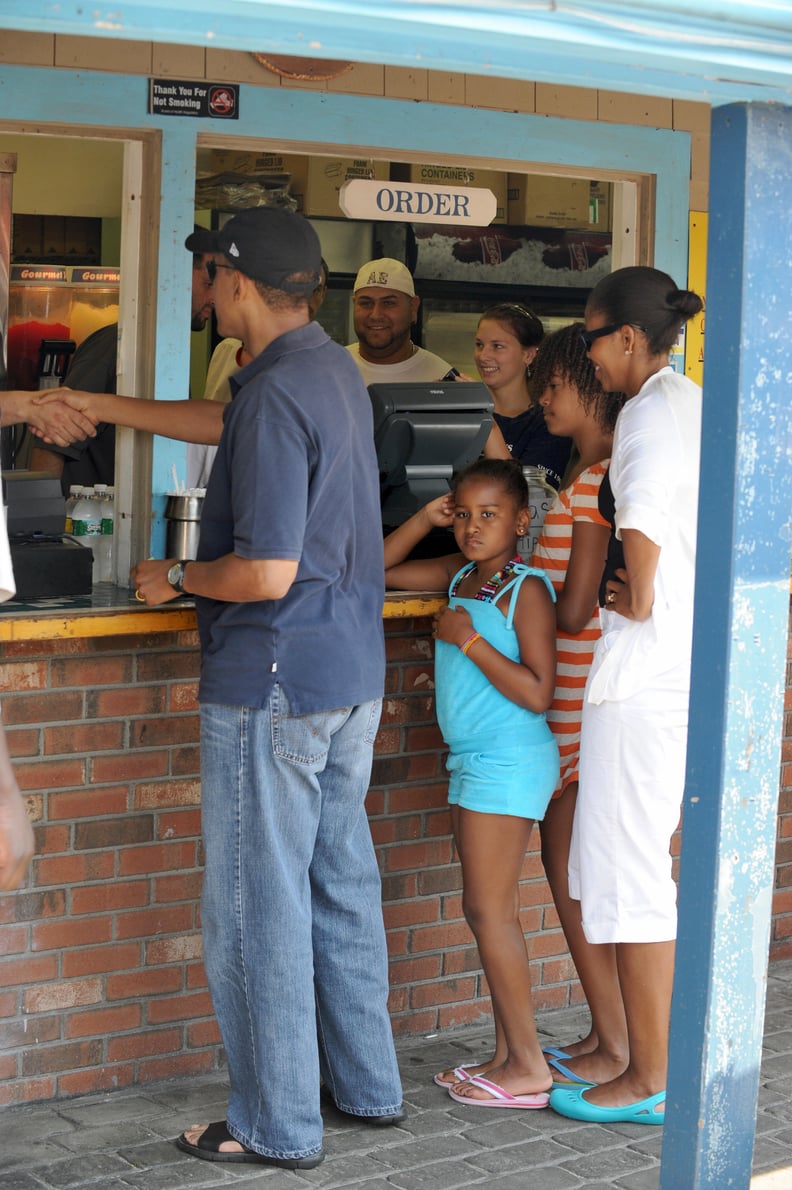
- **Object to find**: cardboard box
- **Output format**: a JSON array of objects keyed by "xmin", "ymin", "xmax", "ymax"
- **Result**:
[
  {"xmin": 302, "ymin": 157, "xmax": 389, "ymax": 217},
  {"xmin": 196, "ymin": 149, "xmax": 309, "ymax": 209},
  {"xmin": 403, "ymin": 163, "xmax": 507, "ymax": 223},
  {"xmin": 196, "ymin": 150, "xmax": 388, "ymax": 216},
  {"xmin": 507, "ymin": 175, "xmax": 591, "ymax": 229},
  {"xmin": 197, "ymin": 148, "xmax": 302, "ymax": 179},
  {"xmin": 588, "ymin": 180, "xmax": 613, "ymax": 232},
  {"xmin": 507, "ymin": 175, "xmax": 613, "ymax": 231}
]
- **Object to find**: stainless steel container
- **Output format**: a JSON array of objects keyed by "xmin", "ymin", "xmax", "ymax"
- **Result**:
[{"xmin": 164, "ymin": 490, "xmax": 204, "ymax": 560}]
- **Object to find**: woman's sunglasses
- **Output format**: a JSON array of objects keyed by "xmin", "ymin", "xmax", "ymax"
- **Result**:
[
  {"xmin": 579, "ymin": 324, "xmax": 621, "ymax": 350},
  {"xmin": 579, "ymin": 323, "xmax": 646, "ymax": 351}
]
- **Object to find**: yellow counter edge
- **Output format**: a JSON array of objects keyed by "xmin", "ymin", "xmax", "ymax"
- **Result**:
[{"xmin": 0, "ymin": 594, "xmax": 447, "ymax": 643}]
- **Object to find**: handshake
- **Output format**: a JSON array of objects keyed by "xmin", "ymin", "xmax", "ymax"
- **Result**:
[
  {"xmin": 2, "ymin": 388, "xmax": 100, "ymax": 447},
  {"xmin": 4, "ymin": 384, "xmax": 225, "ymax": 451}
]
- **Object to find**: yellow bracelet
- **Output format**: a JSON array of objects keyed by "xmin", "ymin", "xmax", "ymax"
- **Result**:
[{"xmin": 460, "ymin": 631, "xmax": 481, "ymax": 656}]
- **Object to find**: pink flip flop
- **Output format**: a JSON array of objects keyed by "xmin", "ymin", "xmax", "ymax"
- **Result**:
[
  {"xmin": 447, "ymin": 1074, "xmax": 550, "ymax": 1110},
  {"xmin": 433, "ymin": 1063, "xmax": 476, "ymax": 1088}
]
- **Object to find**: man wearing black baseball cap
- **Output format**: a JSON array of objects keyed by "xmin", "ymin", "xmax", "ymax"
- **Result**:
[
  {"xmin": 186, "ymin": 207, "xmax": 324, "ymax": 296},
  {"xmin": 132, "ymin": 207, "xmax": 404, "ymax": 1169}
]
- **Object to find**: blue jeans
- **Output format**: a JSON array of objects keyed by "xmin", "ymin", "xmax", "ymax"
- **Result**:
[{"xmin": 199, "ymin": 689, "xmax": 402, "ymax": 1161}]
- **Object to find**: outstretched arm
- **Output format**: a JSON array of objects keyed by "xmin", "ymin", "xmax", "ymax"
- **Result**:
[
  {"xmin": 32, "ymin": 389, "xmax": 225, "ymax": 446},
  {"xmin": 1, "ymin": 390, "xmax": 98, "ymax": 447}
]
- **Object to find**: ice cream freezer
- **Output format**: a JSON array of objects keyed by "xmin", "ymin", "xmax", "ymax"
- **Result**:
[
  {"xmin": 411, "ymin": 225, "xmax": 607, "ymax": 376},
  {"xmin": 6, "ymin": 263, "xmax": 119, "ymax": 390}
]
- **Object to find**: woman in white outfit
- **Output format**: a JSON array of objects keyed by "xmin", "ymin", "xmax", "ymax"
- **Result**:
[{"xmin": 549, "ymin": 266, "xmax": 703, "ymax": 1126}]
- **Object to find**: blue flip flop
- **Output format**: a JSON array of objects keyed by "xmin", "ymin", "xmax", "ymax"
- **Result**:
[
  {"xmin": 547, "ymin": 1054, "xmax": 596, "ymax": 1088},
  {"xmin": 549, "ymin": 1085, "xmax": 665, "ymax": 1125},
  {"xmin": 542, "ymin": 1045, "xmax": 572, "ymax": 1061}
]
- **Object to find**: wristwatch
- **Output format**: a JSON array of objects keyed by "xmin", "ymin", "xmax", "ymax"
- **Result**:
[{"xmin": 166, "ymin": 560, "xmax": 189, "ymax": 594}]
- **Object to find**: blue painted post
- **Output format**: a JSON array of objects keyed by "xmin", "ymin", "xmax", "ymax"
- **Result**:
[
  {"xmin": 149, "ymin": 123, "xmax": 198, "ymax": 558},
  {"xmin": 662, "ymin": 103, "xmax": 792, "ymax": 1187}
]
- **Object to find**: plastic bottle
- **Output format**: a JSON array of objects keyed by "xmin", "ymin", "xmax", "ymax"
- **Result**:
[
  {"xmin": 97, "ymin": 484, "xmax": 115, "ymax": 583},
  {"xmin": 64, "ymin": 484, "xmax": 83, "ymax": 535},
  {"xmin": 71, "ymin": 486, "xmax": 102, "ymax": 579}
]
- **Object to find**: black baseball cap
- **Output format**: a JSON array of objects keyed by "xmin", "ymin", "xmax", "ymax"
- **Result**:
[
  {"xmin": 184, "ymin": 224, "xmax": 216, "ymax": 254},
  {"xmin": 184, "ymin": 209, "xmax": 322, "ymax": 294}
]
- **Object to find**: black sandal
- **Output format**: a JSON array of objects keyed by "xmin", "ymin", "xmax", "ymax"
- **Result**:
[{"xmin": 175, "ymin": 1121, "xmax": 324, "ymax": 1168}]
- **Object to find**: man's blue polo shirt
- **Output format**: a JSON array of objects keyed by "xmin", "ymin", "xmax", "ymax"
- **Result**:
[{"xmin": 195, "ymin": 320, "xmax": 385, "ymax": 714}]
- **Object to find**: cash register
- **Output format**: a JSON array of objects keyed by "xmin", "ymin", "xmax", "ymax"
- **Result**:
[
  {"xmin": 3, "ymin": 470, "xmax": 93, "ymax": 599},
  {"xmin": 367, "ymin": 379, "xmax": 494, "ymax": 528}
]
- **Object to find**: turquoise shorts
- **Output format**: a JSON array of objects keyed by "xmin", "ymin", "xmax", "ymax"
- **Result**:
[{"xmin": 446, "ymin": 740, "xmax": 560, "ymax": 820}]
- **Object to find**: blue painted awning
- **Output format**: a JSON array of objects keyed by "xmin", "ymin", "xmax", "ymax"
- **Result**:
[{"xmin": 3, "ymin": 1, "xmax": 792, "ymax": 105}]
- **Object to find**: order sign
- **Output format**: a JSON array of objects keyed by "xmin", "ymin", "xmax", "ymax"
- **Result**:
[{"xmin": 339, "ymin": 178, "xmax": 496, "ymax": 225}]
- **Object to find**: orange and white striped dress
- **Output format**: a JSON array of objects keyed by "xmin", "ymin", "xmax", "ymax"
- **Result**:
[{"xmin": 531, "ymin": 460, "xmax": 610, "ymax": 798}]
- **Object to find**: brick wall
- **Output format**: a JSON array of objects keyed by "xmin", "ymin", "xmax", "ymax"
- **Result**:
[
  {"xmin": 0, "ymin": 617, "xmax": 575, "ymax": 1105},
  {"xmin": 377, "ymin": 617, "xmax": 581, "ymax": 1037},
  {"xmin": 0, "ymin": 610, "xmax": 789, "ymax": 1104},
  {"xmin": 0, "ymin": 628, "xmax": 208, "ymax": 1105}
]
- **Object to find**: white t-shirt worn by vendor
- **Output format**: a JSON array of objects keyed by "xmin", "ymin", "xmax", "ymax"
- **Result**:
[{"xmin": 346, "ymin": 342, "xmax": 451, "ymax": 386}]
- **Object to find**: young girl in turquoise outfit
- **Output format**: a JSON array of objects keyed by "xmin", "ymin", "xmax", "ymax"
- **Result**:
[{"xmin": 384, "ymin": 459, "xmax": 559, "ymax": 1109}]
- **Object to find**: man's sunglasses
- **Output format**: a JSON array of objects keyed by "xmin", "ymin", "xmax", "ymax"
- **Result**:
[{"xmin": 206, "ymin": 260, "xmax": 235, "ymax": 283}]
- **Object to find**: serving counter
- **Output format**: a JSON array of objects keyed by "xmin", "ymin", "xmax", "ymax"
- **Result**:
[
  {"xmin": 0, "ymin": 586, "xmax": 447, "ymax": 641},
  {"xmin": 0, "ymin": 590, "xmax": 789, "ymax": 1106}
]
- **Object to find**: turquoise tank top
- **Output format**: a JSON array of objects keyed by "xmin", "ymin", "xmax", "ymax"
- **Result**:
[{"xmin": 435, "ymin": 560, "xmax": 556, "ymax": 753}]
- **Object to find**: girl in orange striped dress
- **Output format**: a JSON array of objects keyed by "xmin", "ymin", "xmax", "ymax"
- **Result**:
[{"xmin": 529, "ymin": 324, "xmax": 628, "ymax": 1087}]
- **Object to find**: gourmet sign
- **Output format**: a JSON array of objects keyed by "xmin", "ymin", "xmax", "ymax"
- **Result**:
[{"xmin": 339, "ymin": 178, "xmax": 496, "ymax": 225}]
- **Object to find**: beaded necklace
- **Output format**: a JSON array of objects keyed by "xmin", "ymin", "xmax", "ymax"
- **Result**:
[{"xmin": 452, "ymin": 556, "xmax": 523, "ymax": 602}]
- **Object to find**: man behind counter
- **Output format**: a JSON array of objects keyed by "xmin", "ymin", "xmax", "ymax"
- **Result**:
[{"xmin": 347, "ymin": 257, "xmax": 452, "ymax": 383}]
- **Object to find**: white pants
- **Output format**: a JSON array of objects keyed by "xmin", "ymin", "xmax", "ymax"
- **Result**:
[{"xmin": 569, "ymin": 688, "xmax": 688, "ymax": 945}]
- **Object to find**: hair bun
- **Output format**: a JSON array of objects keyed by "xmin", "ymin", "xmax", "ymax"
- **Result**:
[{"xmin": 669, "ymin": 289, "xmax": 704, "ymax": 319}]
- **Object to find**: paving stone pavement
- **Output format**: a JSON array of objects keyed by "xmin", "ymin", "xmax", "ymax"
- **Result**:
[{"xmin": 1, "ymin": 959, "xmax": 790, "ymax": 1190}]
